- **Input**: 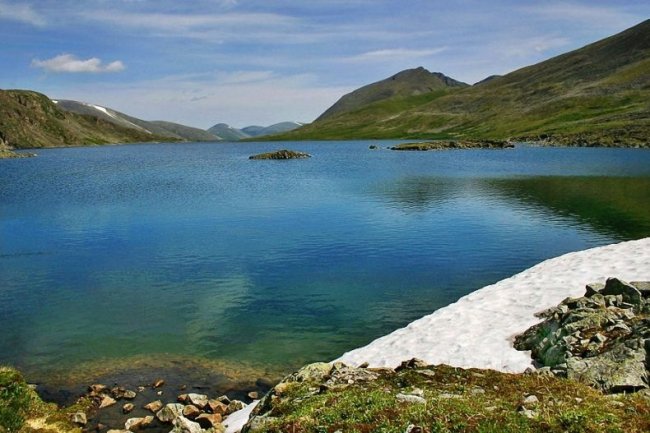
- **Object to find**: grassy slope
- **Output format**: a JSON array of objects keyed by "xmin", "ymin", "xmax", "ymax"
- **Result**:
[
  {"xmin": 0, "ymin": 90, "xmax": 176, "ymax": 149},
  {"xmin": 247, "ymin": 364, "xmax": 649, "ymax": 433},
  {"xmin": 272, "ymin": 20, "xmax": 650, "ymax": 145}
]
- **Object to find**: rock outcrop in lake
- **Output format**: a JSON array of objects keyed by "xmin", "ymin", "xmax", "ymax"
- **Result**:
[
  {"xmin": 249, "ymin": 149, "xmax": 311, "ymax": 160},
  {"xmin": 391, "ymin": 140, "xmax": 514, "ymax": 151},
  {"xmin": 515, "ymin": 277, "xmax": 650, "ymax": 394}
]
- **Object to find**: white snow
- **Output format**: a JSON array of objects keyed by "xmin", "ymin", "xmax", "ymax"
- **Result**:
[
  {"xmin": 223, "ymin": 401, "xmax": 258, "ymax": 433},
  {"xmin": 223, "ymin": 237, "xmax": 650, "ymax": 432},
  {"xmin": 85, "ymin": 103, "xmax": 152, "ymax": 134},
  {"xmin": 337, "ymin": 237, "xmax": 650, "ymax": 371},
  {"xmin": 90, "ymin": 104, "xmax": 115, "ymax": 119}
]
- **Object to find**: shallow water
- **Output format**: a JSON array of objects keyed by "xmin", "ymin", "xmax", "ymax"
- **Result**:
[{"xmin": 1, "ymin": 141, "xmax": 650, "ymax": 386}]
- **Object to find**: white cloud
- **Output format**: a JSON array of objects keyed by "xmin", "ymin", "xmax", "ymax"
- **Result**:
[
  {"xmin": 342, "ymin": 47, "xmax": 448, "ymax": 63},
  {"xmin": 31, "ymin": 54, "xmax": 125, "ymax": 73},
  {"xmin": 50, "ymin": 71, "xmax": 352, "ymax": 128},
  {"xmin": 0, "ymin": 1, "xmax": 45, "ymax": 26}
]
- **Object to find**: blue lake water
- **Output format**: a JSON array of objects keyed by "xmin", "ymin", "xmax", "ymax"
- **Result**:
[{"xmin": 1, "ymin": 141, "xmax": 650, "ymax": 384}]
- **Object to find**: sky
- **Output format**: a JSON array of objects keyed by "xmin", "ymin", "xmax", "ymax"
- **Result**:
[{"xmin": 0, "ymin": 1, "xmax": 648, "ymax": 129}]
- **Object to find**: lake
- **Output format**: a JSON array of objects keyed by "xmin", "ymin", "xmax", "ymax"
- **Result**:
[{"xmin": 1, "ymin": 141, "xmax": 650, "ymax": 392}]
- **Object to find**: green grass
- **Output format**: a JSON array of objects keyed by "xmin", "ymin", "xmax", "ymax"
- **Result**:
[
  {"xmin": 268, "ymin": 21, "xmax": 650, "ymax": 146},
  {"xmin": 0, "ymin": 366, "xmax": 88, "ymax": 433},
  {"xmin": 248, "ymin": 365, "xmax": 650, "ymax": 433}
]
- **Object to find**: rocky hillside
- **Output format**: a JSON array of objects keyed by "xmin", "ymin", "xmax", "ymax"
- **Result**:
[
  {"xmin": 273, "ymin": 19, "xmax": 650, "ymax": 145},
  {"xmin": 54, "ymin": 100, "xmax": 221, "ymax": 142},
  {"xmin": 0, "ymin": 90, "xmax": 176, "ymax": 149}
]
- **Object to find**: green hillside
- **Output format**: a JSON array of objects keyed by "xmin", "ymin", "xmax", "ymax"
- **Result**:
[
  {"xmin": 272, "ymin": 20, "xmax": 650, "ymax": 146},
  {"xmin": 0, "ymin": 90, "xmax": 175, "ymax": 149}
]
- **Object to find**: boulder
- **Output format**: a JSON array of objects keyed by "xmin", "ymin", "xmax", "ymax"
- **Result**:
[
  {"xmin": 156, "ymin": 403, "xmax": 184, "ymax": 423},
  {"xmin": 207, "ymin": 399, "xmax": 228, "ymax": 415},
  {"xmin": 99, "ymin": 396, "xmax": 117, "ymax": 408},
  {"xmin": 601, "ymin": 278, "xmax": 642, "ymax": 305},
  {"xmin": 124, "ymin": 416, "xmax": 153, "ymax": 431},
  {"xmin": 182, "ymin": 404, "xmax": 201, "ymax": 419},
  {"xmin": 186, "ymin": 393, "xmax": 208, "ymax": 409},
  {"xmin": 171, "ymin": 416, "xmax": 203, "ymax": 433},
  {"xmin": 195, "ymin": 412, "xmax": 222, "ymax": 428},
  {"xmin": 144, "ymin": 400, "xmax": 163, "ymax": 413}
]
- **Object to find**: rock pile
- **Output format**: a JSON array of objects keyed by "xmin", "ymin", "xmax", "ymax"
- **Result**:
[
  {"xmin": 80, "ymin": 379, "xmax": 247, "ymax": 433},
  {"xmin": 515, "ymin": 277, "xmax": 649, "ymax": 393}
]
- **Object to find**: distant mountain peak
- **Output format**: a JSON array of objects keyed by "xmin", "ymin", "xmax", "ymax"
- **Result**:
[{"xmin": 316, "ymin": 66, "xmax": 468, "ymax": 121}]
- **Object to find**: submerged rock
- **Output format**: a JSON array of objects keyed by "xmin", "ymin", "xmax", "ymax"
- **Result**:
[{"xmin": 249, "ymin": 149, "xmax": 311, "ymax": 160}]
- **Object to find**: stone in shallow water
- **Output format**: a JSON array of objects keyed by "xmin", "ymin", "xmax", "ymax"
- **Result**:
[
  {"xmin": 182, "ymin": 404, "xmax": 201, "ymax": 419},
  {"xmin": 99, "ymin": 396, "xmax": 117, "ymax": 408},
  {"xmin": 122, "ymin": 403, "xmax": 134, "ymax": 414},
  {"xmin": 156, "ymin": 403, "xmax": 184, "ymax": 423},
  {"xmin": 187, "ymin": 393, "xmax": 208, "ymax": 409},
  {"xmin": 171, "ymin": 416, "xmax": 203, "ymax": 433},
  {"xmin": 144, "ymin": 400, "xmax": 163, "ymax": 413},
  {"xmin": 196, "ymin": 412, "xmax": 222, "ymax": 428},
  {"xmin": 124, "ymin": 416, "xmax": 153, "ymax": 431}
]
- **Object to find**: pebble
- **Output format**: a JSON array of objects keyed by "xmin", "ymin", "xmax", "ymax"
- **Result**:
[{"xmin": 122, "ymin": 403, "xmax": 134, "ymax": 414}]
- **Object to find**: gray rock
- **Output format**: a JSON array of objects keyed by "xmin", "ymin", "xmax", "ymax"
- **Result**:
[
  {"xmin": 631, "ymin": 281, "xmax": 650, "ymax": 297},
  {"xmin": 125, "ymin": 416, "xmax": 153, "ymax": 431},
  {"xmin": 70, "ymin": 412, "xmax": 87, "ymax": 426},
  {"xmin": 186, "ymin": 393, "xmax": 208, "ymax": 409},
  {"xmin": 396, "ymin": 393, "xmax": 426, "ymax": 404},
  {"xmin": 585, "ymin": 283, "xmax": 605, "ymax": 297},
  {"xmin": 171, "ymin": 416, "xmax": 203, "ymax": 433},
  {"xmin": 522, "ymin": 395, "xmax": 539, "ymax": 405},
  {"xmin": 601, "ymin": 278, "xmax": 642, "ymax": 305},
  {"xmin": 156, "ymin": 403, "xmax": 184, "ymax": 423},
  {"xmin": 144, "ymin": 400, "xmax": 164, "ymax": 413},
  {"xmin": 293, "ymin": 362, "xmax": 333, "ymax": 382}
]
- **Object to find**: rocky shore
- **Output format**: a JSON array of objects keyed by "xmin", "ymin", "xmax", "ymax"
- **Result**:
[
  {"xmin": 515, "ymin": 277, "xmax": 649, "ymax": 394},
  {"xmin": 390, "ymin": 140, "xmax": 514, "ymax": 151}
]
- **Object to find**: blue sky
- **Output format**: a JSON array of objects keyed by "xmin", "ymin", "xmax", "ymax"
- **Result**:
[{"xmin": 1, "ymin": 1, "xmax": 648, "ymax": 128}]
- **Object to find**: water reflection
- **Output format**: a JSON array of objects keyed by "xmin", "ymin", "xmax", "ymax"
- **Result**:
[
  {"xmin": 369, "ymin": 176, "xmax": 650, "ymax": 240},
  {"xmin": 486, "ymin": 177, "xmax": 650, "ymax": 240}
]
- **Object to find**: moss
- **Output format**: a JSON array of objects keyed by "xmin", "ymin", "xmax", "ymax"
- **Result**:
[
  {"xmin": 246, "ymin": 364, "xmax": 650, "ymax": 433},
  {"xmin": 0, "ymin": 366, "xmax": 85, "ymax": 433}
]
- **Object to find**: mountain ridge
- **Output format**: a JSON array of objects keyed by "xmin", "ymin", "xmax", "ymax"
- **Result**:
[{"xmin": 269, "ymin": 19, "xmax": 650, "ymax": 146}]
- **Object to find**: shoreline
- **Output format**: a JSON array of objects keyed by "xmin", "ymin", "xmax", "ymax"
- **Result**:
[{"xmin": 336, "ymin": 237, "xmax": 650, "ymax": 371}]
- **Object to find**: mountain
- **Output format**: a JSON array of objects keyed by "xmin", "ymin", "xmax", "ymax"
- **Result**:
[
  {"xmin": 149, "ymin": 121, "xmax": 220, "ymax": 142},
  {"xmin": 207, "ymin": 123, "xmax": 250, "ymax": 141},
  {"xmin": 316, "ymin": 67, "xmax": 468, "ymax": 121},
  {"xmin": 0, "ymin": 90, "xmax": 175, "ymax": 149},
  {"xmin": 208, "ymin": 121, "xmax": 303, "ymax": 141},
  {"xmin": 241, "ymin": 121, "xmax": 303, "ymax": 137},
  {"xmin": 55, "ymin": 100, "xmax": 220, "ymax": 142},
  {"xmin": 272, "ymin": 20, "xmax": 650, "ymax": 146}
]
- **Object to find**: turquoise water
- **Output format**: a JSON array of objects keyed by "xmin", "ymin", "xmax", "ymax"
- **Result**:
[{"xmin": 1, "ymin": 141, "xmax": 650, "ymax": 382}]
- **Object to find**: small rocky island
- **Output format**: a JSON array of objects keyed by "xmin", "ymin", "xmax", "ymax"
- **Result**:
[
  {"xmin": 249, "ymin": 149, "xmax": 311, "ymax": 160},
  {"xmin": 391, "ymin": 140, "xmax": 514, "ymax": 151}
]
